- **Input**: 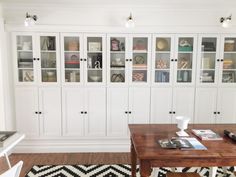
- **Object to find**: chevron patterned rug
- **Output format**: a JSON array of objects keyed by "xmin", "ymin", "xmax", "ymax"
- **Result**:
[{"xmin": 25, "ymin": 165, "xmax": 234, "ymax": 177}]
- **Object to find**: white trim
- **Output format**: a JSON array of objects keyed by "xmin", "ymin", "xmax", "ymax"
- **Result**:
[{"xmin": 14, "ymin": 139, "xmax": 130, "ymax": 153}]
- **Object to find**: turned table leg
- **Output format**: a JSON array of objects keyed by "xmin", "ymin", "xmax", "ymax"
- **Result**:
[
  {"xmin": 131, "ymin": 139, "xmax": 137, "ymax": 177},
  {"xmin": 140, "ymin": 160, "xmax": 152, "ymax": 177}
]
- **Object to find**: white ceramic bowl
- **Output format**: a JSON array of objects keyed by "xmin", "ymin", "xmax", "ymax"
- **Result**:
[{"xmin": 89, "ymin": 76, "xmax": 101, "ymax": 82}]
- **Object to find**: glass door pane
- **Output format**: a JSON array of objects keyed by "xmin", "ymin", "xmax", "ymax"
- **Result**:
[
  {"xmin": 110, "ymin": 37, "xmax": 126, "ymax": 83},
  {"xmin": 155, "ymin": 37, "xmax": 171, "ymax": 83},
  {"xmin": 63, "ymin": 36, "xmax": 80, "ymax": 82},
  {"xmin": 177, "ymin": 37, "xmax": 194, "ymax": 83},
  {"xmin": 222, "ymin": 38, "xmax": 236, "ymax": 83},
  {"xmin": 87, "ymin": 37, "xmax": 103, "ymax": 82},
  {"xmin": 17, "ymin": 35, "xmax": 34, "ymax": 82},
  {"xmin": 132, "ymin": 37, "xmax": 148, "ymax": 83},
  {"xmin": 200, "ymin": 37, "xmax": 217, "ymax": 83},
  {"xmin": 40, "ymin": 36, "xmax": 57, "ymax": 82}
]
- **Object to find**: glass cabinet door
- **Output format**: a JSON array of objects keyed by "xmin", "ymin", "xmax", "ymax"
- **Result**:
[
  {"xmin": 176, "ymin": 37, "xmax": 194, "ymax": 83},
  {"xmin": 62, "ymin": 36, "xmax": 81, "ymax": 83},
  {"xmin": 154, "ymin": 37, "xmax": 172, "ymax": 83},
  {"xmin": 109, "ymin": 36, "xmax": 127, "ymax": 83},
  {"xmin": 16, "ymin": 35, "xmax": 34, "ymax": 83},
  {"xmin": 86, "ymin": 36, "xmax": 103, "ymax": 83},
  {"xmin": 132, "ymin": 37, "xmax": 148, "ymax": 83},
  {"xmin": 199, "ymin": 37, "xmax": 217, "ymax": 83},
  {"xmin": 222, "ymin": 37, "xmax": 236, "ymax": 83},
  {"xmin": 40, "ymin": 35, "xmax": 58, "ymax": 82}
]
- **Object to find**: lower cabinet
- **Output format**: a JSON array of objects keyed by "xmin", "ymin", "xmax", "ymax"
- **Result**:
[
  {"xmin": 107, "ymin": 87, "xmax": 150, "ymax": 137},
  {"xmin": 15, "ymin": 87, "xmax": 62, "ymax": 138},
  {"xmin": 195, "ymin": 87, "xmax": 236, "ymax": 123},
  {"xmin": 151, "ymin": 87, "xmax": 195, "ymax": 123},
  {"xmin": 62, "ymin": 87, "xmax": 106, "ymax": 137}
]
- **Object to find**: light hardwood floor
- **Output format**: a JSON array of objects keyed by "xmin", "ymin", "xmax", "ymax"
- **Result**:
[{"xmin": 0, "ymin": 153, "xmax": 130, "ymax": 177}]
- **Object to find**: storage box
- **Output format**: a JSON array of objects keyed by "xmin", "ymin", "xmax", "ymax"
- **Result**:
[{"xmin": 178, "ymin": 46, "xmax": 193, "ymax": 52}]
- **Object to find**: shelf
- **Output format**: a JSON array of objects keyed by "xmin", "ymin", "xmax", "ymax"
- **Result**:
[
  {"xmin": 224, "ymin": 51, "xmax": 236, "ymax": 53},
  {"xmin": 155, "ymin": 69, "xmax": 170, "ymax": 71},
  {"xmin": 41, "ymin": 68, "xmax": 56, "ymax": 70},
  {"xmin": 110, "ymin": 51, "xmax": 125, "ymax": 53},
  {"xmin": 41, "ymin": 50, "xmax": 56, "ymax": 53},
  {"xmin": 201, "ymin": 51, "xmax": 216, "ymax": 54},
  {"xmin": 87, "ymin": 68, "xmax": 102, "ymax": 71},
  {"xmin": 133, "ymin": 50, "xmax": 148, "ymax": 53},
  {"xmin": 200, "ymin": 69, "xmax": 215, "ymax": 71},
  {"xmin": 17, "ymin": 50, "xmax": 33, "ymax": 52},
  {"xmin": 132, "ymin": 68, "xmax": 147, "ymax": 71},
  {"xmin": 178, "ymin": 51, "xmax": 193, "ymax": 54},
  {"xmin": 64, "ymin": 51, "xmax": 80, "ymax": 53},
  {"xmin": 65, "ymin": 68, "xmax": 80, "ymax": 71},
  {"xmin": 87, "ymin": 51, "xmax": 102, "ymax": 53},
  {"xmin": 18, "ymin": 68, "xmax": 33, "ymax": 70},
  {"xmin": 111, "ymin": 68, "xmax": 125, "ymax": 70},
  {"xmin": 223, "ymin": 69, "xmax": 236, "ymax": 71},
  {"xmin": 155, "ymin": 51, "xmax": 171, "ymax": 53},
  {"xmin": 177, "ymin": 69, "xmax": 192, "ymax": 71}
]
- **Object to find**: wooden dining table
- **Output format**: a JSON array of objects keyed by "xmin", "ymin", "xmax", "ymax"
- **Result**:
[{"xmin": 129, "ymin": 124, "xmax": 236, "ymax": 177}]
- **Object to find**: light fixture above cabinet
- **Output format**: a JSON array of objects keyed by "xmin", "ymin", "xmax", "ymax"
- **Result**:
[
  {"xmin": 125, "ymin": 13, "xmax": 135, "ymax": 28},
  {"xmin": 220, "ymin": 14, "xmax": 232, "ymax": 28},
  {"xmin": 24, "ymin": 12, "xmax": 38, "ymax": 27}
]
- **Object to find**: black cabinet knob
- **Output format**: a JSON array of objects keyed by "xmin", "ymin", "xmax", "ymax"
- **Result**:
[
  {"xmin": 125, "ymin": 111, "xmax": 128, "ymax": 114},
  {"xmin": 33, "ymin": 58, "xmax": 36, "ymax": 61},
  {"xmin": 169, "ymin": 111, "xmax": 172, "ymax": 114},
  {"xmin": 37, "ymin": 58, "xmax": 40, "ymax": 61},
  {"xmin": 175, "ymin": 59, "xmax": 178, "ymax": 62},
  {"xmin": 84, "ymin": 58, "xmax": 87, "ymax": 61},
  {"xmin": 80, "ymin": 58, "xmax": 83, "ymax": 61},
  {"xmin": 217, "ymin": 59, "xmax": 220, "ymax": 62},
  {"xmin": 214, "ymin": 112, "xmax": 217, "ymax": 114},
  {"xmin": 38, "ymin": 112, "xmax": 42, "ymax": 114},
  {"xmin": 173, "ymin": 111, "xmax": 176, "ymax": 114},
  {"xmin": 84, "ymin": 111, "xmax": 87, "ymax": 114},
  {"xmin": 126, "ymin": 59, "xmax": 129, "ymax": 61},
  {"xmin": 171, "ymin": 59, "xmax": 174, "ymax": 62},
  {"xmin": 221, "ymin": 59, "xmax": 224, "ymax": 62},
  {"xmin": 81, "ymin": 111, "xmax": 84, "ymax": 114},
  {"xmin": 35, "ymin": 111, "xmax": 38, "ymax": 114},
  {"xmin": 129, "ymin": 59, "xmax": 132, "ymax": 62},
  {"xmin": 129, "ymin": 111, "xmax": 131, "ymax": 114},
  {"xmin": 218, "ymin": 112, "xmax": 220, "ymax": 114}
]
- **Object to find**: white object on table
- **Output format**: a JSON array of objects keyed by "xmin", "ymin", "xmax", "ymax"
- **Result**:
[
  {"xmin": 176, "ymin": 116, "xmax": 190, "ymax": 136},
  {"xmin": 0, "ymin": 133, "xmax": 25, "ymax": 168}
]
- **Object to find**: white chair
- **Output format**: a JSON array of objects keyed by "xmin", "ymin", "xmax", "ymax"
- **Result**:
[{"xmin": 0, "ymin": 161, "xmax": 23, "ymax": 177}]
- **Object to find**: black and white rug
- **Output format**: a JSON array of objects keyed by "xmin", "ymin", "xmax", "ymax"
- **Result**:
[{"xmin": 25, "ymin": 165, "xmax": 234, "ymax": 177}]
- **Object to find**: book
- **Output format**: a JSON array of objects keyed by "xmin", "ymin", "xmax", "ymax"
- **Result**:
[
  {"xmin": 0, "ymin": 131, "xmax": 16, "ymax": 147},
  {"xmin": 158, "ymin": 137, "xmax": 207, "ymax": 150},
  {"xmin": 192, "ymin": 129, "xmax": 223, "ymax": 140}
]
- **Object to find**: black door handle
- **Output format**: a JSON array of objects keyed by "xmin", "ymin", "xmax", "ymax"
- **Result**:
[
  {"xmin": 35, "ymin": 111, "xmax": 38, "ymax": 114},
  {"xmin": 84, "ymin": 111, "xmax": 87, "ymax": 114},
  {"xmin": 81, "ymin": 111, "xmax": 84, "ymax": 114},
  {"xmin": 125, "ymin": 111, "xmax": 128, "ymax": 114},
  {"xmin": 169, "ymin": 111, "xmax": 172, "ymax": 114}
]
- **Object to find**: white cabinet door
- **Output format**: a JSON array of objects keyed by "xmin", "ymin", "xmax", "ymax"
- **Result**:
[
  {"xmin": 172, "ymin": 87, "xmax": 195, "ymax": 123},
  {"xmin": 85, "ymin": 87, "xmax": 106, "ymax": 136},
  {"xmin": 217, "ymin": 88, "xmax": 236, "ymax": 123},
  {"xmin": 62, "ymin": 88, "xmax": 84, "ymax": 136},
  {"xmin": 107, "ymin": 87, "xmax": 129, "ymax": 136},
  {"xmin": 151, "ymin": 87, "xmax": 172, "ymax": 123},
  {"xmin": 15, "ymin": 87, "xmax": 39, "ymax": 138},
  {"xmin": 194, "ymin": 88, "xmax": 217, "ymax": 123},
  {"xmin": 39, "ymin": 87, "xmax": 61, "ymax": 136},
  {"xmin": 129, "ymin": 87, "xmax": 150, "ymax": 124}
]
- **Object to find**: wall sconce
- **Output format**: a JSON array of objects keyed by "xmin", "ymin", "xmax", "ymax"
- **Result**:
[
  {"xmin": 125, "ymin": 13, "xmax": 135, "ymax": 28},
  {"xmin": 220, "ymin": 14, "xmax": 232, "ymax": 28},
  {"xmin": 24, "ymin": 12, "xmax": 38, "ymax": 27}
]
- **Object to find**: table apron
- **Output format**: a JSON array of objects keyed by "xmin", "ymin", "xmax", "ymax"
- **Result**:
[{"xmin": 149, "ymin": 158, "xmax": 236, "ymax": 167}]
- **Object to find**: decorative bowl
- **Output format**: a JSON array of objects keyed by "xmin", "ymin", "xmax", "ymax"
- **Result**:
[{"xmin": 89, "ymin": 75, "xmax": 101, "ymax": 82}]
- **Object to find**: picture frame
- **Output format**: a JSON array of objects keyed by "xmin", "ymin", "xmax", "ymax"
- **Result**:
[
  {"xmin": 111, "ymin": 38, "xmax": 120, "ymax": 51},
  {"xmin": 222, "ymin": 71, "xmax": 235, "ymax": 83},
  {"xmin": 88, "ymin": 42, "xmax": 101, "ymax": 52}
]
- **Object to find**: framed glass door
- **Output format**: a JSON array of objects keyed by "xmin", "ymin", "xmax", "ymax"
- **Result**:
[
  {"xmin": 154, "ymin": 36, "xmax": 173, "ymax": 84},
  {"xmin": 40, "ymin": 34, "xmax": 59, "ymax": 83},
  {"xmin": 16, "ymin": 35, "xmax": 35, "ymax": 83},
  {"xmin": 222, "ymin": 37, "xmax": 236, "ymax": 83},
  {"xmin": 85, "ymin": 34, "xmax": 105, "ymax": 84},
  {"xmin": 108, "ymin": 35, "xmax": 128, "ymax": 84},
  {"xmin": 61, "ymin": 34, "xmax": 82, "ymax": 84},
  {"xmin": 199, "ymin": 37, "xmax": 218, "ymax": 83},
  {"xmin": 176, "ymin": 36, "xmax": 196, "ymax": 84}
]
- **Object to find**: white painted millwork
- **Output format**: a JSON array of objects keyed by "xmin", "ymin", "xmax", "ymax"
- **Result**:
[
  {"xmin": 62, "ymin": 87, "xmax": 106, "ymax": 137},
  {"xmin": 15, "ymin": 87, "xmax": 39, "ymax": 138},
  {"xmin": 107, "ymin": 87, "xmax": 150, "ymax": 137}
]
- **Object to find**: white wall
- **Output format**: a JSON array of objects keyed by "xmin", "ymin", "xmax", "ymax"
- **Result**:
[{"xmin": 0, "ymin": 4, "xmax": 6, "ymax": 130}]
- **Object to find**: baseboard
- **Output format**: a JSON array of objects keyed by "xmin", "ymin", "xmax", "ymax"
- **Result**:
[{"xmin": 14, "ymin": 139, "xmax": 130, "ymax": 153}]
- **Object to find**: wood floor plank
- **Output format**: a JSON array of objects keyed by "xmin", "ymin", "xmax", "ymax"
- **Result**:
[{"xmin": 0, "ymin": 153, "xmax": 130, "ymax": 177}]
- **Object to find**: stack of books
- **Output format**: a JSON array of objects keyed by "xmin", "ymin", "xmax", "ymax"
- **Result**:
[{"xmin": 191, "ymin": 129, "xmax": 223, "ymax": 140}]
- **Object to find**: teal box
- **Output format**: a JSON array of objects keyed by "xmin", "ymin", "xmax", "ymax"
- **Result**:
[{"xmin": 179, "ymin": 46, "xmax": 193, "ymax": 52}]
